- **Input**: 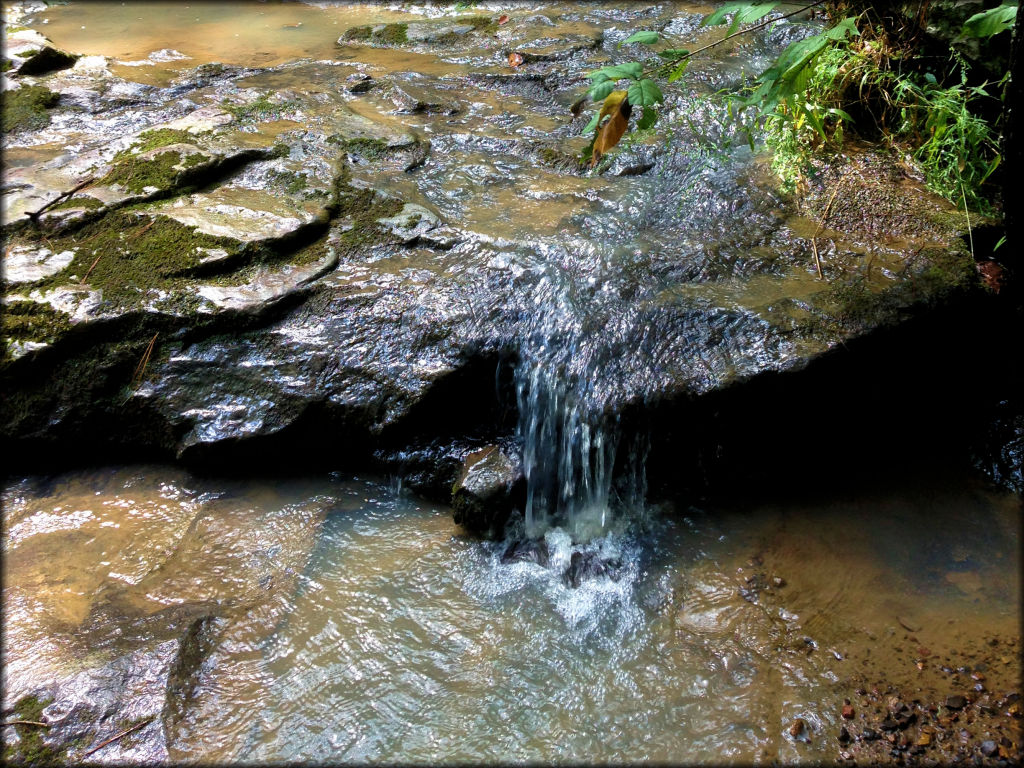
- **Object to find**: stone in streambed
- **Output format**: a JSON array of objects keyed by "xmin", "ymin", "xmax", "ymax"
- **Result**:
[
  {"xmin": 501, "ymin": 537, "xmax": 550, "ymax": 567},
  {"xmin": 451, "ymin": 445, "xmax": 523, "ymax": 538}
]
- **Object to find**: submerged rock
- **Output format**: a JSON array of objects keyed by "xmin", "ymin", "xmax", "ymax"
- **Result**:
[
  {"xmin": 501, "ymin": 537, "xmax": 550, "ymax": 567},
  {"xmin": 563, "ymin": 550, "xmax": 623, "ymax": 588}
]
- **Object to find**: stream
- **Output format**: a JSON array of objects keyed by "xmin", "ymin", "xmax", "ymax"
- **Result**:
[
  {"xmin": 2, "ymin": 1, "xmax": 1022, "ymax": 764},
  {"xmin": 3, "ymin": 465, "xmax": 1020, "ymax": 763}
]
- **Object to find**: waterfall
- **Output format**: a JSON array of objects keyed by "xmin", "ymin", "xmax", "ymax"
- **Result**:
[{"xmin": 513, "ymin": 248, "xmax": 643, "ymax": 542}]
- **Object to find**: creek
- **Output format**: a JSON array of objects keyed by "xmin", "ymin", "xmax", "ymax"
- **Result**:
[{"xmin": 2, "ymin": 1, "xmax": 1021, "ymax": 764}]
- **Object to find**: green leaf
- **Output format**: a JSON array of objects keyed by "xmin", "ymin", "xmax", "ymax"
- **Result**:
[
  {"xmin": 619, "ymin": 30, "xmax": 659, "ymax": 47},
  {"xmin": 668, "ymin": 59, "xmax": 689, "ymax": 83},
  {"xmin": 583, "ymin": 109, "xmax": 601, "ymax": 134},
  {"xmin": 637, "ymin": 106, "xmax": 658, "ymax": 130},
  {"xmin": 962, "ymin": 4, "xmax": 1017, "ymax": 38},
  {"xmin": 822, "ymin": 16, "xmax": 860, "ymax": 40},
  {"xmin": 657, "ymin": 48, "xmax": 689, "ymax": 60},
  {"xmin": 627, "ymin": 78, "xmax": 664, "ymax": 107},
  {"xmin": 588, "ymin": 70, "xmax": 610, "ymax": 84},
  {"xmin": 592, "ymin": 62, "xmax": 644, "ymax": 82},
  {"xmin": 702, "ymin": 2, "xmax": 780, "ymax": 36},
  {"xmin": 588, "ymin": 81, "xmax": 615, "ymax": 102}
]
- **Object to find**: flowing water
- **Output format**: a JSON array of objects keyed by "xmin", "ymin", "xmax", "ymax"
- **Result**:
[
  {"xmin": 4, "ymin": 2, "xmax": 1022, "ymax": 763},
  {"xmin": 3, "ymin": 467, "xmax": 1020, "ymax": 763}
]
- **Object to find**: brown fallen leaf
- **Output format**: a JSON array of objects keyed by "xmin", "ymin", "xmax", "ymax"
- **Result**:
[
  {"xmin": 508, "ymin": 52, "xmax": 524, "ymax": 67},
  {"xmin": 498, "ymin": 14, "xmax": 510, "ymax": 25},
  {"xmin": 977, "ymin": 260, "xmax": 1005, "ymax": 293},
  {"xmin": 590, "ymin": 90, "xmax": 631, "ymax": 168}
]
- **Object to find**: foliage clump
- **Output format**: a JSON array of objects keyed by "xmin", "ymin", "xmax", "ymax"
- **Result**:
[{"xmin": 1, "ymin": 84, "xmax": 59, "ymax": 134}]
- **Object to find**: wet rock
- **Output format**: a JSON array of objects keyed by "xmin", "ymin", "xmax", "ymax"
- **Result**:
[
  {"xmin": 980, "ymin": 739, "xmax": 998, "ymax": 756},
  {"xmin": 4, "ymin": 27, "xmax": 78, "ymax": 76},
  {"xmin": 3, "ymin": 244, "xmax": 75, "ymax": 283},
  {"xmin": 388, "ymin": 83, "xmax": 460, "ymax": 116},
  {"xmin": 345, "ymin": 73, "xmax": 374, "ymax": 94},
  {"xmin": 4, "ymin": 613, "xmax": 215, "ymax": 765},
  {"xmin": 376, "ymin": 202, "xmax": 442, "ymax": 244},
  {"xmin": 451, "ymin": 446, "xmax": 524, "ymax": 538},
  {"xmin": 563, "ymin": 551, "xmax": 622, "ymax": 589},
  {"xmin": 838, "ymin": 726, "xmax": 851, "ymax": 745},
  {"xmin": 501, "ymin": 537, "xmax": 550, "ymax": 568},
  {"xmin": 789, "ymin": 718, "xmax": 811, "ymax": 743},
  {"xmin": 945, "ymin": 694, "xmax": 968, "ymax": 710}
]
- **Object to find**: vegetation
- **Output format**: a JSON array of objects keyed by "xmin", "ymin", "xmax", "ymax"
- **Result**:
[
  {"xmin": 576, "ymin": 2, "xmax": 1016, "ymax": 214},
  {"xmin": 1, "ymin": 84, "xmax": 59, "ymax": 134}
]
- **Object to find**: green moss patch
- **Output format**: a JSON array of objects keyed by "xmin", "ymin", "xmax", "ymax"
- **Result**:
[
  {"xmin": 18, "ymin": 210, "xmax": 245, "ymax": 310},
  {"xmin": 1, "ymin": 84, "xmax": 59, "ymax": 134},
  {"xmin": 267, "ymin": 169, "xmax": 309, "ymax": 194},
  {"xmin": 341, "ymin": 23, "xmax": 408, "ymax": 45},
  {"xmin": 222, "ymin": 94, "xmax": 295, "ymax": 124},
  {"xmin": 328, "ymin": 136, "xmax": 391, "ymax": 161},
  {"xmin": 2, "ymin": 694, "xmax": 65, "ymax": 765},
  {"xmin": 2, "ymin": 300, "xmax": 72, "ymax": 346},
  {"xmin": 98, "ymin": 149, "xmax": 206, "ymax": 194},
  {"xmin": 47, "ymin": 194, "xmax": 105, "ymax": 212},
  {"xmin": 329, "ymin": 166, "xmax": 404, "ymax": 249},
  {"xmin": 460, "ymin": 14, "xmax": 499, "ymax": 34}
]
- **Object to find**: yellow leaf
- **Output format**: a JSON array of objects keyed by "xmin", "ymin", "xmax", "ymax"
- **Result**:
[
  {"xmin": 590, "ymin": 92, "xmax": 632, "ymax": 168},
  {"xmin": 596, "ymin": 90, "xmax": 629, "ymax": 124}
]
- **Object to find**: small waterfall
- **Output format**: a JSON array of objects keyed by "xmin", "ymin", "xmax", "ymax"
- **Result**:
[{"xmin": 514, "ymin": 250, "xmax": 644, "ymax": 543}]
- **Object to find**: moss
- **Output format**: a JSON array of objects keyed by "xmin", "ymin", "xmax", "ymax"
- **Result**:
[
  {"xmin": 130, "ymin": 128, "xmax": 197, "ymax": 152},
  {"xmin": 2, "ymin": 694, "xmax": 65, "ymax": 766},
  {"xmin": 2, "ymin": 300, "xmax": 72, "ymax": 346},
  {"xmin": 14, "ymin": 210, "xmax": 245, "ymax": 311},
  {"xmin": 222, "ymin": 94, "xmax": 293, "ymax": 124},
  {"xmin": 267, "ymin": 169, "xmax": 308, "ymax": 194},
  {"xmin": 328, "ymin": 136, "xmax": 391, "ymax": 161},
  {"xmin": 461, "ymin": 14, "xmax": 499, "ymax": 34},
  {"xmin": 98, "ymin": 149, "xmax": 206, "ymax": 194},
  {"xmin": 1, "ymin": 84, "xmax": 58, "ymax": 134},
  {"xmin": 342, "ymin": 23, "xmax": 408, "ymax": 45},
  {"xmin": 46, "ymin": 194, "xmax": 104, "ymax": 212},
  {"xmin": 328, "ymin": 165, "xmax": 403, "ymax": 249},
  {"xmin": 342, "ymin": 25, "xmax": 373, "ymax": 41},
  {"xmin": 1, "ymin": 58, "xmax": 13, "ymax": 72}
]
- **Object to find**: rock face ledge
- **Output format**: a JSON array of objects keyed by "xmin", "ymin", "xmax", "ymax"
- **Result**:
[{"xmin": 2, "ymin": 3, "xmax": 1010, "ymax": 523}]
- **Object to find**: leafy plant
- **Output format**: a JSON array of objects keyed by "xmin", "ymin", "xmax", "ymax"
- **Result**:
[{"xmin": 961, "ymin": 3, "xmax": 1018, "ymax": 39}]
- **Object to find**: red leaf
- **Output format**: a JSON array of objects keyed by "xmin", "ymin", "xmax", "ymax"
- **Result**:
[
  {"xmin": 508, "ymin": 52, "xmax": 524, "ymax": 67},
  {"xmin": 498, "ymin": 14, "xmax": 510, "ymax": 25}
]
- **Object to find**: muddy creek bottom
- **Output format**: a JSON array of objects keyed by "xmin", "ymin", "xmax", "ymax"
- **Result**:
[{"xmin": 2, "ymin": 466, "xmax": 1020, "ymax": 763}]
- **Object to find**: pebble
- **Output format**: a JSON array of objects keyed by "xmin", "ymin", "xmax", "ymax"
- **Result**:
[
  {"xmin": 789, "ymin": 718, "xmax": 811, "ymax": 742},
  {"xmin": 842, "ymin": 704, "xmax": 855, "ymax": 719},
  {"xmin": 945, "ymin": 694, "xmax": 967, "ymax": 710},
  {"xmin": 980, "ymin": 740, "xmax": 998, "ymax": 756}
]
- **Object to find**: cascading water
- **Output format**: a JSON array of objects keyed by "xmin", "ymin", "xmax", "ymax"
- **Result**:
[{"xmin": 513, "ymin": 244, "xmax": 644, "ymax": 543}]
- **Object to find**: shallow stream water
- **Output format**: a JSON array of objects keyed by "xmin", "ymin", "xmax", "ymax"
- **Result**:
[{"xmin": 3, "ymin": 466, "xmax": 1020, "ymax": 763}]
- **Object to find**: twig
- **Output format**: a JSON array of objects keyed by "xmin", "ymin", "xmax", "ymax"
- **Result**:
[
  {"xmin": 80, "ymin": 717, "xmax": 153, "ymax": 758},
  {"xmin": 647, "ymin": 0, "xmax": 831, "ymax": 79},
  {"xmin": 810, "ymin": 179, "xmax": 843, "ymax": 280},
  {"xmin": 131, "ymin": 333, "xmax": 159, "ymax": 387},
  {"xmin": 81, "ymin": 253, "xmax": 103, "ymax": 284},
  {"xmin": 3, "ymin": 720, "xmax": 50, "ymax": 727},
  {"xmin": 24, "ymin": 176, "xmax": 96, "ymax": 223}
]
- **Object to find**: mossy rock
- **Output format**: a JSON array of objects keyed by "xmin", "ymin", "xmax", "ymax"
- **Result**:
[
  {"xmin": 2, "ymin": 693, "xmax": 67, "ymax": 765},
  {"xmin": 11, "ymin": 209, "xmax": 245, "ymax": 312},
  {"xmin": 1, "ymin": 84, "xmax": 59, "ymax": 134},
  {"xmin": 341, "ymin": 23, "xmax": 408, "ymax": 45}
]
